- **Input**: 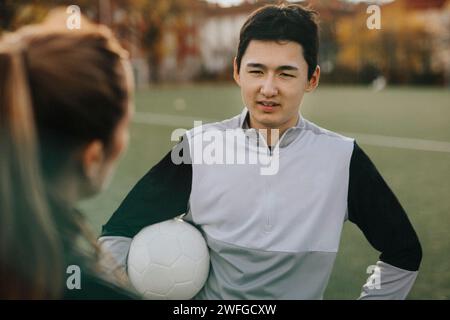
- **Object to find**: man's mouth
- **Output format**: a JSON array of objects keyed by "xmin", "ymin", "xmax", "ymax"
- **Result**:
[{"xmin": 256, "ymin": 101, "xmax": 280, "ymax": 112}]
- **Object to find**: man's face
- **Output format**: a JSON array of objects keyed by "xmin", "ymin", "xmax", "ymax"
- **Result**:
[{"xmin": 234, "ymin": 40, "xmax": 320, "ymax": 133}]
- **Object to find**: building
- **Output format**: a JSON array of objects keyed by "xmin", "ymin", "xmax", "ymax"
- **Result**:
[{"xmin": 100, "ymin": 0, "xmax": 449, "ymax": 85}]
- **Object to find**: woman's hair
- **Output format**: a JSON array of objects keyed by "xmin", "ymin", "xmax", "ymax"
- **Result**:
[{"xmin": 0, "ymin": 10, "xmax": 130, "ymax": 299}]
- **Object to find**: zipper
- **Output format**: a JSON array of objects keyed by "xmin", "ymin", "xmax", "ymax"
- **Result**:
[
  {"xmin": 255, "ymin": 126, "xmax": 299, "ymax": 232},
  {"xmin": 257, "ymin": 127, "xmax": 293, "ymax": 156}
]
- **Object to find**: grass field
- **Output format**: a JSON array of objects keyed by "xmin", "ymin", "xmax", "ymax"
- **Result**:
[{"xmin": 79, "ymin": 84, "xmax": 450, "ymax": 299}]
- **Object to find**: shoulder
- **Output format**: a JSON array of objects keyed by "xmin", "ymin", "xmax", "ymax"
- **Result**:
[
  {"xmin": 300, "ymin": 118, "xmax": 355, "ymax": 160},
  {"xmin": 185, "ymin": 113, "xmax": 242, "ymax": 140},
  {"xmin": 302, "ymin": 118, "xmax": 354, "ymax": 144},
  {"xmin": 64, "ymin": 270, "xmax": 139, "ymax": 300}
]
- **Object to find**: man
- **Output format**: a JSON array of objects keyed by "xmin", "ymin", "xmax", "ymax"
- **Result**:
[{"xmin": 99, "ymin": 4, "xmax": 422, "ymax": 299}]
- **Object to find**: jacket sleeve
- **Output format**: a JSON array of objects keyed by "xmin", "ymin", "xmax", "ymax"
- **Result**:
[
  {"xmin": 347, "ymin": 142, "xmax": 422, "ymax": 299},
  {"xmin": 98, "ymin": 137, "xmax": 192, "ymax": 271}
]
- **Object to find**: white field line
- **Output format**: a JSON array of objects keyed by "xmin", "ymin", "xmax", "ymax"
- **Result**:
[
  {"xmin": 133, "ymin": 111, "xmax": 217, "ymax": 128},
  {"xmin": 133, "ymin": 112, "xmax": 450, "ymax": 153},
  {"xmin": 339, "ymin": 132, "xmax": 450, "ymax": 153}
]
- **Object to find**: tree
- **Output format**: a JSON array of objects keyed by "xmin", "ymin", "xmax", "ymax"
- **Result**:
[
  {"xmin": 121, "ymin": 0, "xmax": 192, "ymax": 83},
  {"xmin": 0, "ymin": 0, "xmax": 97, "ymax": 34}
]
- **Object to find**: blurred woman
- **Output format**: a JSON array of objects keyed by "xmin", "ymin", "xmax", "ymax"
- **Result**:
[{"xmin": 0, "ymin": 11, "xmax": 137, "ymax": 299}]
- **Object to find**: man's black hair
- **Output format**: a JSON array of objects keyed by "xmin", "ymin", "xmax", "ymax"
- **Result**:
[{"xmin": 236, "ymin": 4, "xmax": 319, "ymax": 80}]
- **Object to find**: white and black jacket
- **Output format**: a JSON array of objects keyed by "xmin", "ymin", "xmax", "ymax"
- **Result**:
[{"xmin": 99, "ymin": 108, "xmax": 422, "ymax": 299}]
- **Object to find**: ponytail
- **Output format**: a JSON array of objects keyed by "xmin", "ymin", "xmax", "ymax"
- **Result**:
[
  {"xmin": 0, "ymin": 40, "xmax": 63, "ymax": 299},
  {"xmin": 0, "ymin": 10, "xmax": 132, "ymax": 298}
]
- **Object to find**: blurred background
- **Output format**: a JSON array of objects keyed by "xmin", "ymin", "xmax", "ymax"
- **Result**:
[
  {"xmin": 1, "ymin": 0, "xmax": 450, "ymax": 86},
  {"xmin": 1, "ymin": 0, "xmax": 449, "ymax": 299}
]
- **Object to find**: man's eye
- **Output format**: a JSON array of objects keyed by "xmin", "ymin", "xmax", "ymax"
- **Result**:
[
  {"xmin": 280, "ymin": 73, "xmax": 295, "ymax": 78},
  {"xmin": 249, "ymin": 70, "xmax": 263, "ymax": 75}
]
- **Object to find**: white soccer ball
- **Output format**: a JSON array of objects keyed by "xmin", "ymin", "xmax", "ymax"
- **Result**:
[{"xmin": 127, "ymin": 218, "xmax": 210, "ymax": 300}]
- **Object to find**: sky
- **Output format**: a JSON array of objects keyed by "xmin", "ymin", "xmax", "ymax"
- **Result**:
[
  {"xmin": 206, "ymin": 0, "xmax": 394, "ymax": 7},
  {"xmin": 206, "ymin": 0, "xmax": 247, "ymax": 7}
]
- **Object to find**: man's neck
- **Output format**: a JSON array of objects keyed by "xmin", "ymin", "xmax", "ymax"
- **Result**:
[{"xmin": 247, "ymin": 114, "xmax": 299, "ymax": 146}]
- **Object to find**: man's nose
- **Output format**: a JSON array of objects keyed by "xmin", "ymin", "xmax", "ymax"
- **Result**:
[{"xmin": 260, "ymin": 75, "xmax": 278, "ymax": 97}]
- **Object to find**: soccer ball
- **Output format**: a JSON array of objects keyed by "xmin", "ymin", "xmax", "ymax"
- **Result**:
[{"xmin": 127, "ymin": 218, "xmax": 210, "ymax": 299}]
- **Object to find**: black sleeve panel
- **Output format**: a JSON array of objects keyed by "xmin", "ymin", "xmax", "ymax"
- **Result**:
[
  {"xmin": 101, "ymin": 138, "xmax": 192, "ymax": 238},
  {"xmin": 348, "ymin": 142, "xmax": 422, "ymax": 271}
]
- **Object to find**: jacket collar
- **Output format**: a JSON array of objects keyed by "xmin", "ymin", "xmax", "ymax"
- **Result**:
[{"xmin": 239, "ymin": 108, "xmax": 305, "ymax": 148}]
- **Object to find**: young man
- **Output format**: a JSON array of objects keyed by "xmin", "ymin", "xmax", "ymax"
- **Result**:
[{"xmin": 99, "ymin": 4, "xmax": 422, "ymax": 299}]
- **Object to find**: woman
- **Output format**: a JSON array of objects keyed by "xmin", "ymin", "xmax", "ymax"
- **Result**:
[{"xmin": 0, "ymin": 11, "xmax": 137, "ymax": 299}]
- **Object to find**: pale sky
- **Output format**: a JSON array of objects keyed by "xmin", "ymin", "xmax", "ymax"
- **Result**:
[
  {"xmin": 205, "ymin": 0, "xmax": 309, "ymax": 7},
  {"xmin": 206, "ymin": 0, "xmax": 394, "ymax": 6},
  {"xmin": 206, "ymin": 0, "xmax": 246, "ymax": 7}
]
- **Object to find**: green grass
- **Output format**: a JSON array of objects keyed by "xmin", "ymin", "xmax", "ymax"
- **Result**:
[{"xmin": 79, "ymin": 84, "xmax": 450, "ymax": 299}]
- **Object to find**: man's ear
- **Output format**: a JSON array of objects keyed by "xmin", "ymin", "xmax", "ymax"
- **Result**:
[
  {"xmin": 233, "ymin": 57, "xmax": 241, "ymax": 86},
  {"xmin": 81, "ymin": 140, "xmax": 104, "ymax": 181},
  {"xmin": 305, "ymin": 65, "xmax": 320, "ymax": 92}
]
